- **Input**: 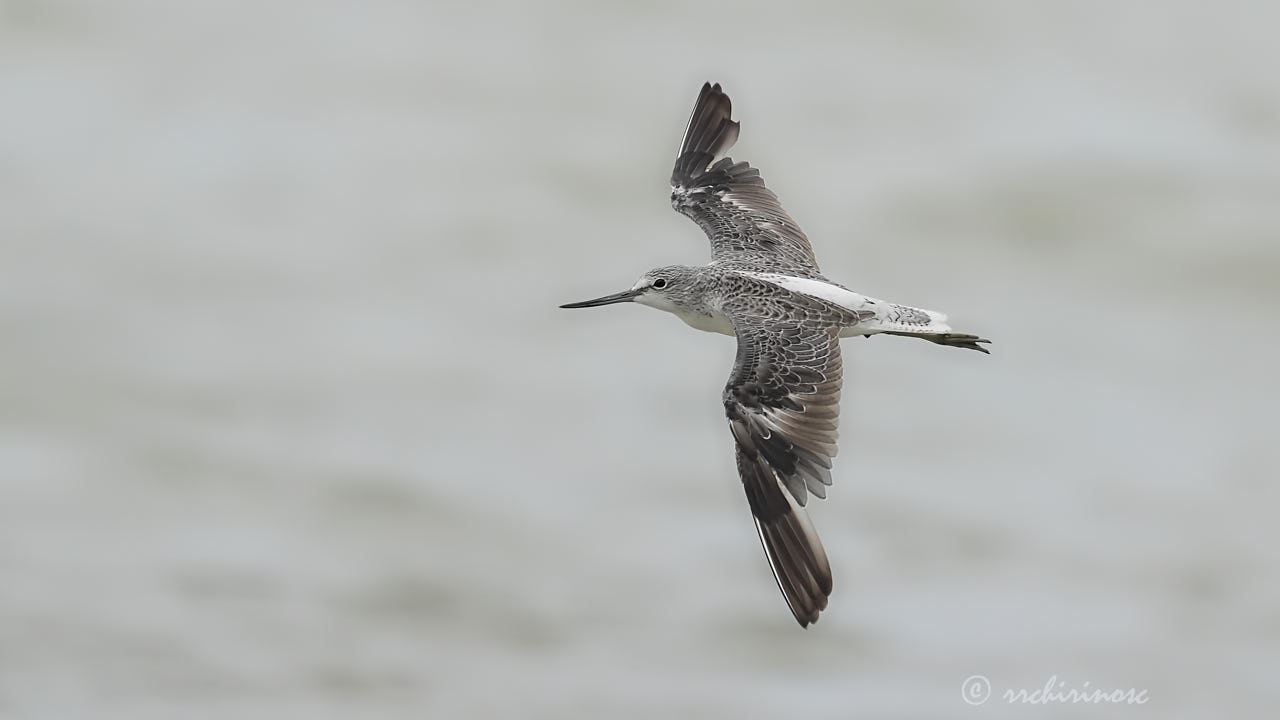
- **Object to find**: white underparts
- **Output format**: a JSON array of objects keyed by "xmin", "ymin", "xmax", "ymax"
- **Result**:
[
  {"xmin": 676, "ymin": 310, "xmax": 735, "ymax": 335},
  {"xmin": 635, "ymin": 290, "xmax": 735, "ymax": 335}
]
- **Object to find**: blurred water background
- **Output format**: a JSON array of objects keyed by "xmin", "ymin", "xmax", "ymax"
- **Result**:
[{"xmin": 2, "ymin": 1, "xmax": 1278, "ymax": 717}]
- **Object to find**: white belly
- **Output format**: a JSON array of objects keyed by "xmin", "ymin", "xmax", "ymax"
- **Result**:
[
  {"xmin": 676, "ymin": 308, "xmax": 735, "ymax": 335},
  {"xmin": 636, "ymin": 291, "xmax": 736, "ymax": 335}
]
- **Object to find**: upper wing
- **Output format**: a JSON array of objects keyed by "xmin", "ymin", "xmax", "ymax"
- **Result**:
[
  {"xmin": 670, "ymin": 83, "xmax": 820, "ymax": 271},
  {"xmin": 722, "ymin": 293, "xmax": 855, "ymax": 627}
]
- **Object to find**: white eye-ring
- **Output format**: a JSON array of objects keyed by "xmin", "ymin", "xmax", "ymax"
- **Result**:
[{"xmin": 652, "ymin": 278, "xmax": 667, "ymax": 289}]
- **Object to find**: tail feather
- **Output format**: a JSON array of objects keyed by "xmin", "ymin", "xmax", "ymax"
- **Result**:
[{"xmin": 882, "ymin": 331, "xmax": 992, "ymax": 354}]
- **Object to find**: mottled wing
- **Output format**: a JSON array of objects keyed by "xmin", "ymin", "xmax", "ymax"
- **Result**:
[
  {"xmin": 670, "ymin": 83, "xmax": 820, "ymax": 271},
  {"xmin": 722, "ymin": 292, "xmax": 858, "ymax": 627}
]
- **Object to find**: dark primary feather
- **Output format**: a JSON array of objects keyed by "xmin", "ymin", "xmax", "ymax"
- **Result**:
[
  {"xmin": 670, "ymin": 83, "xmax": 820, "ymax": 273},
  {"xmin": 721, "ymin": 287, "xmax": 870, "ymax": 627},
  {"xmin": 736, "ymin": 446, "xmax": 831, "ymax": 627}
]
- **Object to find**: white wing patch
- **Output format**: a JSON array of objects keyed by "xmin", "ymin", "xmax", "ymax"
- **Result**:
[{"xmin": 742, "ymin": 272, "xmax": 953, "ymax": 335}]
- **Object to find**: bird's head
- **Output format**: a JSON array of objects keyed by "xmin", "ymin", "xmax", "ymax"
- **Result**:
[{"xmin": 560, "ymin": 265, "xmax": 699, "ymax": 312}]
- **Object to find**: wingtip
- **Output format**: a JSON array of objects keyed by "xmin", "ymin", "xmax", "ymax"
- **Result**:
[
  {"xmin": 794, "ymin": 611, "xmax": 821, "ymax": 629},
  {"xmin": 744, "ymin": 468, "xmax": 834, "ymax": 628},
  {"xmin": 672, "ymin": 82, "xmax": 741, "ymax": 186}
]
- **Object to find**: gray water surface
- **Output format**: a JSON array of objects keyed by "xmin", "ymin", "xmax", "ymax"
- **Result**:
[{"xmin": 2, "ymin": 1, "xmax": 1278, "ymax": 718}]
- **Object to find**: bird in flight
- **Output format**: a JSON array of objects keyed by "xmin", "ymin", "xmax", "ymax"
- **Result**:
[{"xmin": 561, "ymin": 83, "xmax": 990, "ymax": 627}]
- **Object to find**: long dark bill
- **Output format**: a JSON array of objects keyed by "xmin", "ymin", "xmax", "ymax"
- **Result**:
[{"xmin": 559, "ymin": 288, "xmax": 641, "ymax": 309}]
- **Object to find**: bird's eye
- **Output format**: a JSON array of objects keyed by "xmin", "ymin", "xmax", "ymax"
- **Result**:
[{"xmin": 652, "ymin": 278, "xmax": 667, "ymax": 289}]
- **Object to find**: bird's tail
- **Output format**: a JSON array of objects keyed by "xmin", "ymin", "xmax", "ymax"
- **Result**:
[{"xmin": 882, "ymin": 331, "xmax": 992, "ymax": 354}]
